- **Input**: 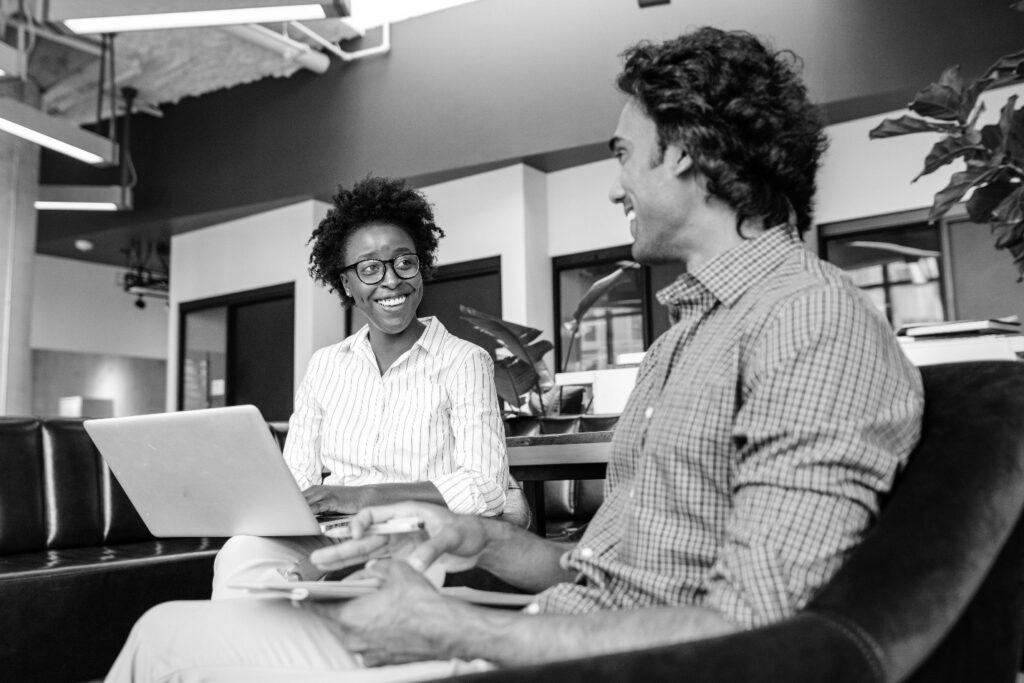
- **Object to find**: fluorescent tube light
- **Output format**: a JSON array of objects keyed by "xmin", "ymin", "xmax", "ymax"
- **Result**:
[
  {"xmin": 51, "ymin": 1, "xmax": 349, "ymax": 34},
  {"xmin": 35, "ymin": 185, "xmax": 132, "ymax": 211},
  {"xmin": 0, "ymin": 98, "xmax": 117, "ymax": 166}
]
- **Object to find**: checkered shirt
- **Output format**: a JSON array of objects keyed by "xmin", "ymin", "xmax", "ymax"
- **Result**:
[{"xmin": 532, "ymin": 225, "xmax": 924, "ymax": 627}]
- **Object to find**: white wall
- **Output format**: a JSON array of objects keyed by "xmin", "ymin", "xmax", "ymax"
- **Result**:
[
  {"xmin": 167, "ymin": 199, "xmax": 343, "ymax": 410},
  {"xmin": 31, "ymin": 254, "xmax": 168, "ymax": 359},
  {"xmin": 421, "ymin": 164, "xmax": 553, "ymax": 347},
  {"xmin": 547, "ymin": 158, "xmax": 627, "ymax": 257}
]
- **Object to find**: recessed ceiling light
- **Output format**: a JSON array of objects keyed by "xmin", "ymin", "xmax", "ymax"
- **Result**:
[{"xmin": 74, "ymin": 239, "xmax": 95, "ymax": 252}]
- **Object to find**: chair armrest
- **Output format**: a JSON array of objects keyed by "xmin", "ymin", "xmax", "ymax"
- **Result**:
[{"xmin": 447, "ymin": 613, "xmax": 881, "ymax": 683}]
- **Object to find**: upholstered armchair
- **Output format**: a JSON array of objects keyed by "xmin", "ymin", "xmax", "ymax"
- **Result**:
[{"xmin": 451, "ymin": 360, "xmax": 1024, "ymax": 682}]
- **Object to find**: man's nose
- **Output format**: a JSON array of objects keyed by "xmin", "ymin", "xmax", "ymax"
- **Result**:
[{"xmin": 608, "ymin": 176, "xmax": 624, "ymax": 205}]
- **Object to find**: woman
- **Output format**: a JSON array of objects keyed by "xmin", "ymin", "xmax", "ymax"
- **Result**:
[{"xmin": 212, "ymin": 176, "xmax": 509, "ymax": 597}]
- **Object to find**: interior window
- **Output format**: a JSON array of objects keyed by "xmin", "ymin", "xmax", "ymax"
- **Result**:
[{"xmin": 820, "ymin": 222, "xmax": 947, "ymax": 328}]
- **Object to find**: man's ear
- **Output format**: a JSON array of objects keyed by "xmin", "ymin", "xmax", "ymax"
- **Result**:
[
  {"xmin": 340, "ymin": 273, "xmax": 352, "ymax": 297},
  {"xmin": 668, "ymin": 144, "xmax": 693, "ymax": 176}
]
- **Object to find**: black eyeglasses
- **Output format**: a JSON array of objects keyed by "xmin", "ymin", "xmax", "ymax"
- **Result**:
[{"xmin": 341, "ymin": 254, "xmax": 421, "ymax": 285}]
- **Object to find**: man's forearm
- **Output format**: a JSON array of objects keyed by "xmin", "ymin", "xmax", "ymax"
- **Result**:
[
  {"xmin": 446, "ymin": 602, "xmax": 737, "ymax": 667},
  {"xmin": 474, "ymin": 518, "xmax": 576, "ymax": 593}
]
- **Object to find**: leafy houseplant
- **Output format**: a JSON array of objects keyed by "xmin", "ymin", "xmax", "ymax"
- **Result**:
[
  {"xmin": 869, "ymin": 4, "xmax": 1024, "ymax": 279},
  {"xmin": 460, "ymin": 260, "xmax": 639, "ymax": 415}
]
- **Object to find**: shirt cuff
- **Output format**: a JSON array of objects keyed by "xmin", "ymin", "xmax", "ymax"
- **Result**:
[{"xmin": 431, "ymin": 471, "xmax": 506, "ymax": 516}]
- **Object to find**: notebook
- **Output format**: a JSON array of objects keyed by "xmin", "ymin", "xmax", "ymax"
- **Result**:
[
  {"xmin": 84, "ymin": 405, "xmax": 347, "ymax": 537},
  {"xmin": 229, "ymin": 577, "xmax": 535, "ymax": 608}
]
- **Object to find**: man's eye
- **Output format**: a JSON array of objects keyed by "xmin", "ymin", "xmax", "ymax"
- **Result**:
[
  {"xmin": 395, "ymin": 256, "xmax": 416, "ymax": 269},
  {"xmin": 360, "ymin": 262, "xmax": 382, "ymax": 275}
]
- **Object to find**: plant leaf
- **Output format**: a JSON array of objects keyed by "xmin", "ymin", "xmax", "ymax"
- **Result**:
[
  {"xmin": 929, "ymin": 166, "xmax": 1000, "ymax": 222},
  {"xmin": 992, "ymin": 185, "xmax": 1024, "ymax": 225},
  {"xmin": 937, "ymin": 64, "xmax": 964, "ymax": 94},
  {"xmin": 868, "ymin": 115, "xmax": 958, "ymax": 139},
  {"xmin": 459, "ymin": 305, "xmax": 541, "ymax": 347},
  {"xmin": 492, "ymin": 357, "xmax": 539, "ymax": 408},
  {"xmin": 568, "ymin": 262, "xmax": 639, "ymax": 327},
  {"xmin": 986, "ymin": 183, "xmax": 1024, "ymax": 281},
  {"xmin": 908, "ymin": 69, "xmax": 964, "ymax": 122},
  {"xmin": 991, "ymin": 95, "xmax": 1020, "ymax": 162},
  {"xmin": 979, "ymin": 49, "xmax": 1024, "ymax": 87},
  {"xmin": 966, "ymin": 177, "xmax": 1019, "ymax": 223},
  {"xmin": 914, "ymin": 134, "xmax": 986, "ymax": 180}
]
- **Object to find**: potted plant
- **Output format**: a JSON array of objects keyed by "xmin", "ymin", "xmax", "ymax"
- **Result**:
[
  {"xmin": 868, "ymin": 3, "xmax": 1024, "ymax": 279},
  {"xmin": 459, "ymin": 260, "xmax": 639, "ymax": 415}
]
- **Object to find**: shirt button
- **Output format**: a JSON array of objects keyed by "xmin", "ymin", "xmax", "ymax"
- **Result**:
[
  {"xmin": 629, "ymin": 488, "xmax": 636, "ymax": 499},
  {"xmin": 644, "ymin": 406, "xmax": 654, "ymax": 419},
  {"xmin": 579, "ymin": 547, "xmax": 594, "ymax": 560},
  {"xmin": 523, "ymin": 603, "xmax": 541, "ymax": 615}
]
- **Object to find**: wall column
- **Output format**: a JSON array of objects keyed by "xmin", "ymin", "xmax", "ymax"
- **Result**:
[{"xmin": 0, "ymin": 80, "xmax": 40, "ymax": 415}]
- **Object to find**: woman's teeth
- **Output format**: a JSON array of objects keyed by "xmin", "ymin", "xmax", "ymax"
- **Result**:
[{"xmin": 377, "ymin": 295, "xmax": 407, "ymax": 309}]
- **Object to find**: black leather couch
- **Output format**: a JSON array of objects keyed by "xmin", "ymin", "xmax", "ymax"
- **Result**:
[
  {"xmin": 452, "ymin": 361, "xmax": 1024, "ymax": 682},
  {"xmin": 0, "ymin": 418, "xmax": 226, "ymax": 682}
]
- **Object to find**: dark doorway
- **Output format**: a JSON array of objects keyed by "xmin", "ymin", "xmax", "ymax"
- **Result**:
[
  {"xmin": 417, "ymin": 256, "xmax": 502, "ymax": 354},
  {"xmin": 179, "ymin": 283, "xmax": 295, "ymax": 421}
]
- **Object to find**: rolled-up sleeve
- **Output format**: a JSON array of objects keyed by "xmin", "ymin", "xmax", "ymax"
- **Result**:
[
  {"xmin": 282, "ymin": 349, "xmax": 327, "ymax": 491},
  {"xmin": 703, "ymin": 286, "xmax": 923, "ymax": 627},
  {"xmin": 431, "ymin": 347, "xmax": 509, "ymax": 516}
]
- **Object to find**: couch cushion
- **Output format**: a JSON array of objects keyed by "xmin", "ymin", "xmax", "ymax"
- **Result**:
[
  {"xmin": 42, "ymin": 419, "xmax": 104, "ymax": 549},
  {"xmin": 0, "ymin": 418, "xmax": 46, "ymax": 554}
]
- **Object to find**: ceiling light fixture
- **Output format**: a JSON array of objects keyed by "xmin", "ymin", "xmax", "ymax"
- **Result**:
[
  {"xmin": 35, "ymin": 86, "xmax": 139, "ymax": 212},
  {"xmin": 49, "ymin": 0, "xmax": 350, "ymax": 34},
  {"xmin": 0, "ymin": 97, "xmax": 118, "ymax": 165}
]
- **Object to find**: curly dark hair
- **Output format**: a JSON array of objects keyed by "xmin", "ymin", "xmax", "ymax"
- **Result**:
[
  {"xmin": 308, "ymin": 176, "xmax": 445, "ymax": 306},
  {"xmin": 616, "ymin": 27, "xmax": 828, "ymax": 236}
]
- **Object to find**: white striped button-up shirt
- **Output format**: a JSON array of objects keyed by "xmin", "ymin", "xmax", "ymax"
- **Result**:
[{"xmin": 284, "ymin": 317, "xmax": 508, "ymax": 516}]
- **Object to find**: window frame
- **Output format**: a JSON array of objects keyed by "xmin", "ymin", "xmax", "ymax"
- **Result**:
[
  {"xmin": 816, "ymin": 205, "xmax": 964, "ymax": 323},
  {"xmin": 551, "ymin": 245, "xmax": 659, "ymax": 373}
]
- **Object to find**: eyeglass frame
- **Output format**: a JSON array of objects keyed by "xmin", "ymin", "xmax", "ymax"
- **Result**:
[{"xmin": 340, "ymin": 254, "xmax": 422, "ymax": 285}]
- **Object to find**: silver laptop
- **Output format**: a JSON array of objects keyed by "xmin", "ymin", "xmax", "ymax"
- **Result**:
[{"xmin": 84, "ymin": 405, "xmax": 344, "ymax": 537}]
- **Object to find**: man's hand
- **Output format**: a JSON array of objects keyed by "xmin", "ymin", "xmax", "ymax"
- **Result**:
[
  {"xmin": 303, "ymin": 485, "xmax": 368, "ymax": 515},
  {"xmin": 306, "ymin": 558, "xmax": 469, "ymax": 666},
  {"xmin": 310, "ymin": 502, "xmax": 488, "ymax": 574}
]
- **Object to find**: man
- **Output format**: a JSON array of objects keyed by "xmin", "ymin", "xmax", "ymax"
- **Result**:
[{"xmin": 107, "ymin": 27, "xmax": 922, "ymax": 681}]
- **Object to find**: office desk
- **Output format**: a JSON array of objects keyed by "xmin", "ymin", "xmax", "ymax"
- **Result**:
[{"xmin": 507, "ymin": 431, "xmax": 612, "ymax": 536}]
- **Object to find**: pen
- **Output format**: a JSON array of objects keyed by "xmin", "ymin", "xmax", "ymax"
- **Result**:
[{"xmin": 324, "ymin": 516, "xmax": 425, "ymax": 539}]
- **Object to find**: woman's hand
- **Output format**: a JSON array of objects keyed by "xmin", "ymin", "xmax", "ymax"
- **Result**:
[
  {"xmin": 302, "ymin": 485, "xmax": 368, "ymax": 515},
  {"xmin": 310, "ymin": 502, "xmax": 490, "ymax": 574}
]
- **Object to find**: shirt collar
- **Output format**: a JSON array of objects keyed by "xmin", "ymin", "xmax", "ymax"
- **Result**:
[
  {"xmin": 344, "ymin": 316, "xmax": 443, "ymax": 357},
  {"xmin": 657, "ymin": 224, "xmax": 800, "ymax": 309}
]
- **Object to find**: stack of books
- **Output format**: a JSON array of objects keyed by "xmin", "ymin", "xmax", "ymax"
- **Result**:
[{"xmin": 897, "ymin": 318, "xmax": 1021, "ymax": 338}]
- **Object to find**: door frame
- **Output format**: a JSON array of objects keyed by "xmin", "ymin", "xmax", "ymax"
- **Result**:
[{"xmin": 177, "ymin": 282, "xmax": 295, "ymax": 411}]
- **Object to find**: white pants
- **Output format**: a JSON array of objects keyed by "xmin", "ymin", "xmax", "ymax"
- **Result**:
[
  {"xmin": 211, "ymin": 535, "xmax": 339, "ymax": 599},
  {"xmin": 104, "ymin": 598, "xmax": 494, "ymax": 682}
]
